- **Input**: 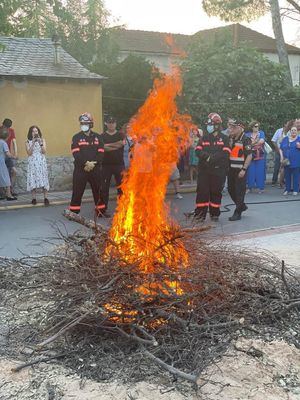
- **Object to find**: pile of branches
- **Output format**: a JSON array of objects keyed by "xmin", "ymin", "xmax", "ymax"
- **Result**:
[{"xmin": 1, "ymin": 217, "xmax": 300, "ymax": 385}]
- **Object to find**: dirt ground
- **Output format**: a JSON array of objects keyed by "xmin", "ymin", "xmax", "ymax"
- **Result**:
[{"xmin": 0, "ymin": 337, "xmax": 300, "ymax": 400}]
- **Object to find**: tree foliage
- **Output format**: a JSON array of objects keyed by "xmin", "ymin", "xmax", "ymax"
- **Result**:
[
  {"xmin": 203, "ymin": 0, "xmax": 267, "ymax": 22},
  {"xmin": 181, "ymin": 39, "xmax": 300, "ymax": 134},
  {"xmin": 100, "ymin": 55, "xmax": 159, "ymax": 126},
  {"xmin": 0, "ymin": 0, "xmax": 117, "ymax": 66}
]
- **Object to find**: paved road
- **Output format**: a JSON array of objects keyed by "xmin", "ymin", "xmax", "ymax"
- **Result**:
[{"xmin": 1, "ymin": 186, "xmax": 300, "ymax": 258}]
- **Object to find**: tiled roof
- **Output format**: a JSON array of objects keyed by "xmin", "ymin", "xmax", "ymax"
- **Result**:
[
  {"xmin": 194, "ymin": 24, "xmax": 300, "ymax": 54},
  {"xmin": 114, "ymin": 29, "xmax": 191, "ymax": 55},
  {"xmin": 0, "ymin": 37, "xmax": 105, "ymax": 80},
  {"xmin": 116, "ymin": 24, "xmax": 300, "ymax": 55}
]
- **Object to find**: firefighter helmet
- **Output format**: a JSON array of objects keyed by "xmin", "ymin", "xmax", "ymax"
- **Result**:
[
  {"xmin": 79, "ymin": 112, "xmax": 94, "ymax": 125},
  {"xmin": 207, "ymin": 112, "xmax": 222, "ymax": 125}
]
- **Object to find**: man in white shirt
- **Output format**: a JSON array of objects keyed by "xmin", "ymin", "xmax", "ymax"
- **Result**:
[{"xmin": 271, "ymin": 124, "xmax": 288, "ymax": 185}]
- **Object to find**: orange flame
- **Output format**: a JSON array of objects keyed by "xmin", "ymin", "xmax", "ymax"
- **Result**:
[{"xmin": 106, "ymin": 66, "xmax": 194, "ymax": 273}]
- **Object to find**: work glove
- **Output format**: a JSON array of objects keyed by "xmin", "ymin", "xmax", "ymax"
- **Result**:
[{"xmin": 84, "ymin": 161, "xmax": 97, "ymax": 172}]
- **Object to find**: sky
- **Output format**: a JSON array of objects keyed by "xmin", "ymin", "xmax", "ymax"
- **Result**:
[{"xmin": 105, "ymin": 0, "xmax": 300, "ymax": 46}]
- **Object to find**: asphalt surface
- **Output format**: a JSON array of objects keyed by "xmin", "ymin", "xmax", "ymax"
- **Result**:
[{"xmin": 1, "ymin": 186, "xmax": 300, "ymax": 258}]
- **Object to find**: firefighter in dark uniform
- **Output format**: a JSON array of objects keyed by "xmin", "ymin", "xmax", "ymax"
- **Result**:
[
  {"xmin": 69, "ymin": 113, "xmax": 107, "ymax": 216},
  {"xmin": 227, "ymin": 118, "xmax": 253, "ymax": 221},
  {"xmin": 194, "ymin": 113, "xmax": 231, "ymax": 222}
]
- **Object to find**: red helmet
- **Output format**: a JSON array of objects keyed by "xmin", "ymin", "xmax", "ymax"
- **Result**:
[
  {"xmin": 79, "ymin": 112, "xmax": 94, "ymax": 124},
  {"xmin": 207, "ymin": 113, "xmax": 222, "ymax": 125}
]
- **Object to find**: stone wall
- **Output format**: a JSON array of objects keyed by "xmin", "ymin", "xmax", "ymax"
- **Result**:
[
  {"xmin": 14, "ymin": 153, "xmax": 276, "ymax": 194},
  {"xmin": 15, "ymin": 156, "xmax": 74, "ymax": 193}
]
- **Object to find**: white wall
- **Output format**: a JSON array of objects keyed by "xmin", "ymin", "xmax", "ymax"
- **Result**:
[
  {"xmin": 265, "ymin": 52, "xmax": 300, "ymax": 86},
  {"xmin": 119, "ymin": 51, "xmax": 174, "ymax": 73}
]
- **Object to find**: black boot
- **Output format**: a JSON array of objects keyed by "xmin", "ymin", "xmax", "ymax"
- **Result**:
[
  {"xmin": 228, "ymin": 212, "xmax": 241, "ymax": 221},
  {"xmin": 194, "ymin": 209, "xmax": 206, "ymax": 222},
  {"xmin": 241, "ymin": 204, "xmax": 248, "ymax": 212}
]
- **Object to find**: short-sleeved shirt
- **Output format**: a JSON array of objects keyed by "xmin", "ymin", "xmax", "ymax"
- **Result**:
[
  {"xmin": 102, "ymin": 131, "xmax": 124, "ymax": 165},
  {"xmin": 6, "ymin": 128, "xmax": 16, "ymax": 151},
  {"xmin": 272, "ymin": 128, "xmax": 288, "ymax": 146},
  {"xmin": 245, "ymin": 130, "xmax": 265, "ymax": 160},
  {"xmin": 280, "ymin": 136, "xmax": 300, "ymax": 168}
]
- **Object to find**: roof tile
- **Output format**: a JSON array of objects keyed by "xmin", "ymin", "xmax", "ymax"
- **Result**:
[{"xmin": 0, "ymin": 37, "xmax": 105, "ymax": 80}]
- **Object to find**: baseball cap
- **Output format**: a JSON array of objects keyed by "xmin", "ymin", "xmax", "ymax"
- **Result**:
[
  {"xmin": 228, "ymin": 118, "xmax": 245, "ymax": 128},
  {"xmin": 105, "ymin": 116, "xmax": 116, "ymax": 123}
]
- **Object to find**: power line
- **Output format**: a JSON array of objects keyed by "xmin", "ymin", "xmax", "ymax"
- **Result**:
[{"xmin": 102, "ymin": 95, "xmax": 300, "ymax": 106}]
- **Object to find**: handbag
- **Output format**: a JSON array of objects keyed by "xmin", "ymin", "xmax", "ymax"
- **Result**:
[{"xmin": 264, "ymin": 142, "xmax": 273, "ymax": 154}]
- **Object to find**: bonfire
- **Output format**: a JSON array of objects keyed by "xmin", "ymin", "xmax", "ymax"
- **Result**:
[{"xmin": 106, "ymin": 66, "xmax": 193, "ymax": 274}]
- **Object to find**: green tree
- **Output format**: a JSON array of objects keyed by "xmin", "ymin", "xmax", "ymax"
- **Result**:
[
  {"xmin": 0, "ymin": 0, "xmax": 116, "ymax": 67},
  {"xmin": 181, "ymin": 39, "xmax": 300, "ymax": 134},
  {"xmin": 202, "ymin": 0, "xmax": 294, "ymax": 86},
  {"xmin": 101, "ymin": 55, "xmax": 159, "ymax": 126}
]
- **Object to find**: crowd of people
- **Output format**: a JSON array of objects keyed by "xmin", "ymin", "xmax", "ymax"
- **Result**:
[{"xmin": 0, "ymin": 113, "xmax": 300, "ymax": 222}]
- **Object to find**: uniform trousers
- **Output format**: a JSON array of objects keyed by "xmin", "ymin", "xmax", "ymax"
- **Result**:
[
  {"xmin": 102, "ymin": 163, "xmax": 124, "ymax": 209},
  {"xmin": 70, "ymin": 166, "xmax": 104, "ymax": 214},
  {"xmin": 228, "ymin": 168, "xmax": 247, "ymax": 215},
  {"xmin": 195, "ymin": 169, "xmax": 224, "ymax": 217}
]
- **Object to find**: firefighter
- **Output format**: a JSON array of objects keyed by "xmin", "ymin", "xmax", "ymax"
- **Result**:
[
  {"xmin": 69, "ymin": 113, "xmax": 107, "ymax": 217},
  {"xmin": 194, "ymin": 112, "xmax": 231, "ymax": 222},
  {"xmin": 227, "ymin": 119, "xmax": 253, "ymax": 221}
]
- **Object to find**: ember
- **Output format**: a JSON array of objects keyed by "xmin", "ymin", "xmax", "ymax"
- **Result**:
[{"xmin": 106, "ymin": 66, "xmax": 195, "ymax": 272}]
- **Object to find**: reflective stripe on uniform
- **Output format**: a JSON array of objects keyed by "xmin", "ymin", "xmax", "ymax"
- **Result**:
[
  {"xmin": 223, "ymin": 147, "xmax": 231, "ymax": 153},
  {"xmin": 95, "ymin": 204, "xmax": 106, "ymax": 209},
  {"xmin": 97, "ymin": 148, "xmax": 105, "ymax": 153},
  {"xmin": 78, "ymin": 142, "xmax": 89, "ymax": 146},
  {"xmin": 210, "ymin": 202, "xmax": 221, "ymax": 208},
  {"xmin": 71, "ymin": 148, "xmax": 80, "ymax": 153},
  {"xmin": 69, "ymin": 205, "xmax": 81, "ymax": 210},
  {"xmin": 195, "ymin": 146, "xmax": 203, "ymax": 150},
  {"xmin": 196, "ymin": 202, "xmax": 209, "ymax": 207}
]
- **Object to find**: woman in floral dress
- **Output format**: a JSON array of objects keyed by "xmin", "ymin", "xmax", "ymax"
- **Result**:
[{"xmin": 26, "ymin": 126, "xmax": 50, "ymax": 205}]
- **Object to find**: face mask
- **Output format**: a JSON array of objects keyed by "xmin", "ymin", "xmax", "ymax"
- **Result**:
[
  {"xmin": 207, "ymin": 125, "xmax": 215, "ymax": 134},
  {"xmin": 81, "ymin": 125, "xmax": 89, "ymax": 132}
]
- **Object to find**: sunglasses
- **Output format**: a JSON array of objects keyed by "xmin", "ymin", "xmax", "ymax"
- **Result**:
[{"xmin": 253, "ymin": 125, "xmax": 259, "ymax": 128}]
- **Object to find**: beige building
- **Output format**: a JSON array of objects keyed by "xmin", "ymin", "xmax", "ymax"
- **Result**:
[{"xmin": 0, "ymin": 36, "xmax": 105, "ymax": 191}]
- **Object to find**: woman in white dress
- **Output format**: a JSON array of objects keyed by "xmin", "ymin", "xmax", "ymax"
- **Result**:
[{"xmin": 26, "ymin": 126, "xmax": 50, "ymax": 205}]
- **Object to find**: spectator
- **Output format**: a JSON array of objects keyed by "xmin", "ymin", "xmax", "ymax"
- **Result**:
[
  {"xmin": 295, "ymin": 118, "xmax": 300, "ymax": 135},
  {"xmin": 170, "ymin": 163, "xmax": 183, "ymax": 199},
  {"xmin": 0, "ymin": 127, "xmax": 17, "ymax": 201},
  {"xmin": 189, "ymin": 128, "xmax": 200, "ymax": 184},
  {"xmin": 121, "ymin": 123, "xmax": 134, "ymax": 170},
  {"xmin": 101, "ymin": 116, "xmax": 125, "ymax": 212},
  {"xmin": 246, "ymin": 121, "xmax": 265, "ymax": 194},
  {"xmin": 25, "ymin": 126, "xmax": 50, "ymax": 205},
  {"xmin": 280, "ymin": 125, "xmax": 300, "ymax": 196},
  {"xmin": 2, "ymin": 118, "xmax": 18, "ymax": 196},
  {"xmin": 271, "ymin": 120, "xmax": 294, "ymax": 187}
]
